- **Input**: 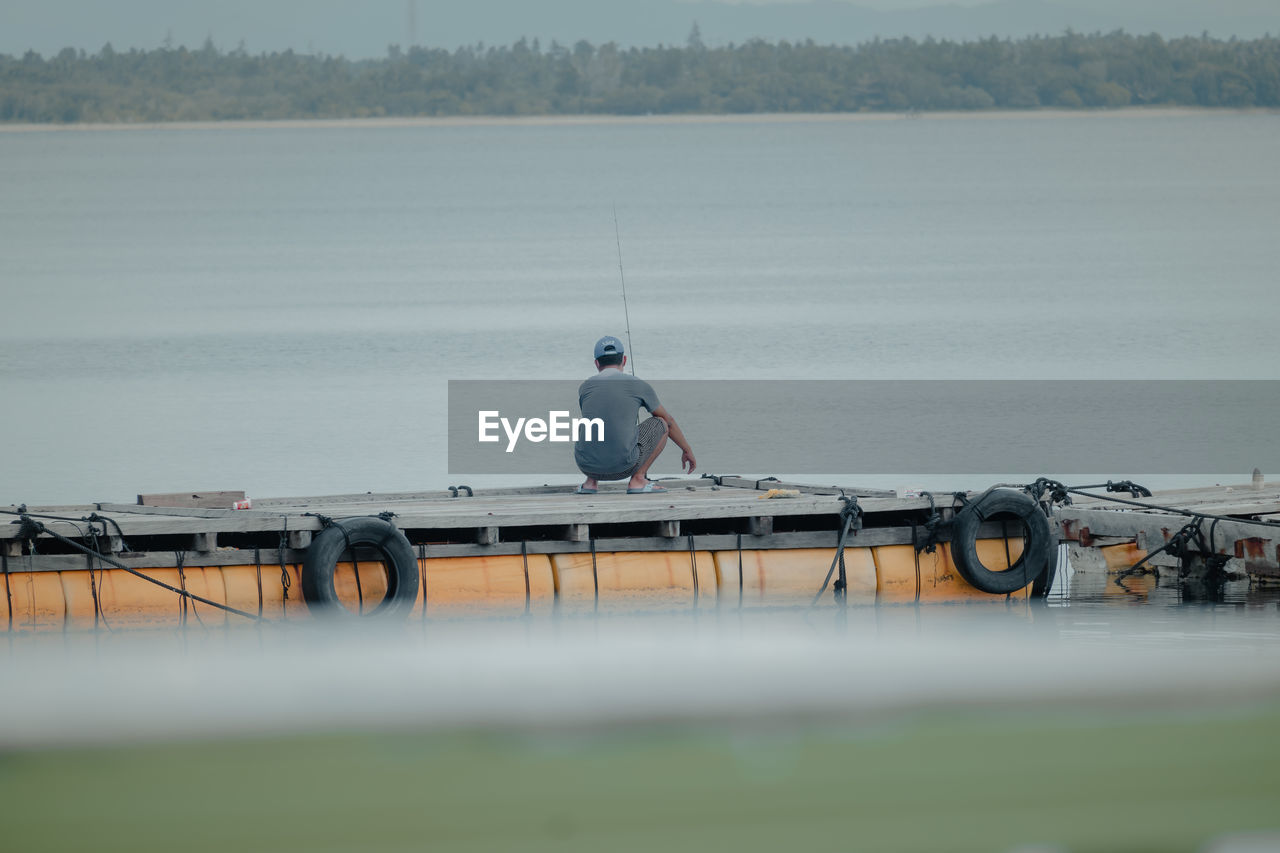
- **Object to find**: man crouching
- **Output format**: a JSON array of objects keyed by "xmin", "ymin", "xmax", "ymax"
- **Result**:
[{"xmin": 574, "ymin": 335, "xmax": 696, "ymax": 495}]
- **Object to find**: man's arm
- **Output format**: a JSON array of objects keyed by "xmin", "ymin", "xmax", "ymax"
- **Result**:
[{"xmin": 650, "ymin": 405, "xmax": 696, "ymax": 474}]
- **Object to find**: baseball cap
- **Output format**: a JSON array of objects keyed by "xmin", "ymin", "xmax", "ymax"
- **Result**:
[{"xmin": 593, "ymin": 335, "xmax": 625, "ymax": 359}]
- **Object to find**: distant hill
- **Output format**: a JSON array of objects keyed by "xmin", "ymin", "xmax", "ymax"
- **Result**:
[{"xmin": 1, "ymin": 0, "xmax": 1275, "ymax": 59}]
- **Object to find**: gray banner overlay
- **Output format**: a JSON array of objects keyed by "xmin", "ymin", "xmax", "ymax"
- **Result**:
[{"xmin": 448, "ymin": 380, "xmax": 1280, "ymax": 476}]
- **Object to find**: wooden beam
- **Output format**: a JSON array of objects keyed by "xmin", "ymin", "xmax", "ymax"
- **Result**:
[
  {"xmin": 97, "ymin": 502, "xmax": 260, "ymax": 519},
  {"xmin": 251, "ymin": 480, "xmax": 717, "ymax": 507},
  {"xmin": 138, "ymin": 491, "xmax": 245, "ymax": 509},
  {"xmin": 190, "ymin": 532, "xmax": 216, "ymax": 553},
  {"xmin": 749, "ymin": 516, "xmax": 773, "ymax": 536},
  {"xmin": 564, "ymin": 524, "xmax": 589, "ymax": 542},
  {"xmin": 0, "ymin": 519, "xmax": 1049, "ymax": 573},
  {"xmin": 476, "ymin": 527, "xmax": 499, "ymax": 546},
  {"xmin": 716, "ymin": 477, "xmax": 895, "ymax": 497},
  {"xmin": 656, "ymin": 521, "xmax": 680, "ymax": 538},
  {"xmin": 10, "ymin": 549, "xmax": 308, "ymax": 573},
  {"xmin": 287, "ymin": 530, "xmax": 312, "ymax": 550}
]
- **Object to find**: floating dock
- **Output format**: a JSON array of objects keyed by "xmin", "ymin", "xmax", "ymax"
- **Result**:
[{"xmin": 2, "ymin": 476, "xmax": 1277, "ymax": 630}]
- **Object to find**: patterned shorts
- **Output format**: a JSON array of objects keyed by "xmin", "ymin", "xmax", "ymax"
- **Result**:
[{"xmin": 584, "ymin": 416, "xmax": 668, "ymax": 481}]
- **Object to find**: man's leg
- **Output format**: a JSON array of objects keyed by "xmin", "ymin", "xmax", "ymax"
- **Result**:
[{"xmin": 627, "ymin": 417, "xmax": 669, "ymax": 490}]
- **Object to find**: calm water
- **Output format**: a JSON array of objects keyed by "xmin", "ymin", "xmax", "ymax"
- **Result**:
[{"xmin": 2, "ymin": 112, "xmax": 1279, "ymax": 507}]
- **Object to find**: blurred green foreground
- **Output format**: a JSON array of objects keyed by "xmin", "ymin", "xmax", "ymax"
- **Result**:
[{"xmin": 3, "ymin": 701, "xmax": 1277, "ymax": 853}]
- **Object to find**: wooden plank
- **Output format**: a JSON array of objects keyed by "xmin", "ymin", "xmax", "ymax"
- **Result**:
[
  {"xmin": 96, "ymin": 502, "xmax": 274, "ymax": 519},
  {"xmin": 138, "ymin": 491, "xmax": 245, "ymax": 509},
  {"xmin": 4, "ymin": 485, "xmax": 1055, "ymax": 545},
  {"xmin": 1057, "ymin": 506, "xmax": 1277, "ymax": 544},
  {"xmin": 716, "ymin": 477, "xmax": 895, "ymax": 497},
  {"xmin": 7, "ymin": 531, "xmax": 847, "ymax": 571},
  {"xmin": 20, "ymin": 483, "xmax": 1271, "ymax": 546},
  {"xmin": 656, "ymin": 521, "xmax": 680, "ymax": 538},
  {"xmin": 287, "ymin": 530, "xmax": 312, "ymax": 549},
  {"xmin": 0, "ymin": 491, "xmax": 947, "ymax": 541},
  {"xmin": 4, "ymin": 504, "xmax": 101, "ymax": 515},
  {"xmin": 749, "ymin": 516, "xmax": 773, "ymax": 536},
  {"xmin": 476, "ymin": 527, "xmax": 499, "ymax": 546},
  {"xmin": 251, "ymin": 480, "xmax": 718, "ymax": 507},
  {"xmin": 1151, "ymin": 499, "xmax": 1280, "ymax": 517},
  {"xmin": 564, "ymin": 524, "xmax": 589, "ymax": 542},
  {"xmin": 190, "ymin": 532, "xmax": 216, "ymax": 553}
]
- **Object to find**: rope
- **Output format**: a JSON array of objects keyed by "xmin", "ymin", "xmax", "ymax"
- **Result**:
[
  {"xmin": 9, "ymin": 515, "xmax": 267, "ymax": 622},
  {"xmin": 521, "ymin": 539, "xmax": 531, "ymax": 615},
  {"xmin": 3, "ymin": 549, "xmax": 12, "ymax": 631},
  {"xmin": 2, "ymin": 508, "xmax": 132, "ymax": 552},
  {"xmin": 908, "ymin": 521, "xmax": 923, "ymax": 603},
  {"xmin": 1029, "ymin": 477, "xmax": 1280, "ymax": 529},
  {"xmin": 1115, "ymin": 515, "xmax": 1234, "ymax": 580},
  {"xmin": 253, "ymin": 546, "xmax": 264, "ymax": 619},
  {"xmin": 688, "ymin": 534, "xmax": 699, "ymax": 605},
  {"xmin": 277, "ymin": 524, "xmax": 291, "ymax": 613},
  {"xmin": 337, "ymin": 524, "xmax": 364, "ymax": 615},
  {"xmin": 1071, "ymin": 480, "xmax": 1152, "ymax": 498},
  {"xmin": 175, "ymin": 550, "xmax": 206, "ymax": 628},
  {"xmin": 86, "ymin": 522, "xmax": 104, "ymax": 629},
  {"xmin": 1001, "ymin": 518, "xmax": 1014, "ymax": 573},
  {"xmin": 590, "ymin": 538, "xmax": 599, "ymax": 611},
  {"xmin": 736, "ymin": 532, "xmax": 743, "ymax": 608},
  {"xmin": 811, "ymin": 496, "xmax": 862, "ymax": 606},
  {"xmin": 175, "ymin": 550, "xmax": 188, "ymax": 627},
  {"xmin": 418, "ymin": 542, "xmax": 428, "ymax": 618}
]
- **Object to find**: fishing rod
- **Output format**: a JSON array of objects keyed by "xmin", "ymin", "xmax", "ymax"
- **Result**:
[{"xmin": 612, "ymin": 203, "xmax": 635, "ymax": 376}]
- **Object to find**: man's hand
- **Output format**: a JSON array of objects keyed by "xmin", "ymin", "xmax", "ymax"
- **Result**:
[{"xmin": 653, "ymin": 405, "xmax": 695, "ymax": 474}]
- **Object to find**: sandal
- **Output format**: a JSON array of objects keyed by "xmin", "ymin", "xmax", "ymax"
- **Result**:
[{"xmin": 626, "ymin": 482, "xmax": 668, "ymax": 494}]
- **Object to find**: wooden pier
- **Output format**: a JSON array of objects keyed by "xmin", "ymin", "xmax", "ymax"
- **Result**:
[
  {"xmin": 1054, "ymin": 479, "xmax": 1280, "ymax": 581},
  {"xmin": 2, "ymin": 478, "xmax": 917, "ymax": 571},
  {"xmin": 2, "ymin": 476, "xmax": 1278, "ymax": 629}
]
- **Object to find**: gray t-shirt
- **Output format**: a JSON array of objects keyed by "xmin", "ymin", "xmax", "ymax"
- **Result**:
[{"xmin": 574, "ymin": 368, "xmax": 661, "ymax": 476}]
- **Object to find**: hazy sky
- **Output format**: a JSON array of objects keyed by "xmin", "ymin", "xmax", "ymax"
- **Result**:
[{"xmin": 1, "ymin": 0, "xmax": 1271, "ymax": 58}]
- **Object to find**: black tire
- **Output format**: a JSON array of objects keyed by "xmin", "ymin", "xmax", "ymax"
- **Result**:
[
  {"xmin": 949, "ymin": 489, "xmax": 1053, "ymax": 595},
  {"xmin": 301, "ymin": 517, "xmax": 419, "ymax": 618}
]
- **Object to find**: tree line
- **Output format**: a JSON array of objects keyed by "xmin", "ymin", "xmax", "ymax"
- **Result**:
[{"xmin": 2, "ymin": 29, "xmax": 1278, "ymax": 123}]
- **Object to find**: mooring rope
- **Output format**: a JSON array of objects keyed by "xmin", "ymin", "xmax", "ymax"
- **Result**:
[
  {"xmin": 521, "ymin": 539, "xmax": 531, "ymax": 615},
  {"xmin": 176, "ymin": 549, "xmax": 187, "ymax": 626},
  {"xmin": 2, "ymin": 549, "xmax": 12, "ymax": 631},
  {"xmin": 253, "ymin": 546, "xmax": 264, "ymax": 619},
  {"xmin": 811, "ymin": 496, "xmax": 862, "ymax": 606},
  {"xmin": 85, "ymin": 522, "xmax": 104, "ymax": 629},
  {"xmin": 418, "ymin": 542, "xmax": 428, "ymax": 619},
  {"xmin": 736, "ymin": 532, "xmax": 744, "ymax": 608},
  {"xmin": 908, "ymin": 520, "xmax": 923, "ymax": 604},
  {"xmin": 1027, "ymin": 477, "xmax": 1280, "ymax": 529},
  {"xmin": 8, "ymin": 515, "xmax": 267, "ymax": 622},
  {"xmin": 687, "ymin": 533, "xmax": 699, "ymax": 605},
  {"xmin": 277, "ymin": 521, "xmax": 291, "ymax": 615},
  {"xmin": 590, "ymin": 537, "xmax": 599, "ymax": 611}
]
